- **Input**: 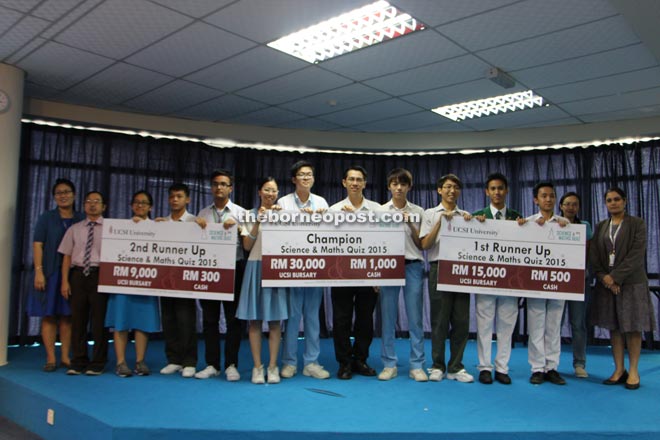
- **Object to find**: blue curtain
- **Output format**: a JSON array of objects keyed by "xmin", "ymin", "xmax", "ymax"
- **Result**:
[{"xmin": 11, "ymin": 124, "xmax": 660, "ymax": 343}]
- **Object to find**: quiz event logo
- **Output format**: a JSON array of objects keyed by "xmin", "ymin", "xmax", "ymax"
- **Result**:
[{"xmin": 553, "ymin": 229, "xmax": 582, "ymax": 242}]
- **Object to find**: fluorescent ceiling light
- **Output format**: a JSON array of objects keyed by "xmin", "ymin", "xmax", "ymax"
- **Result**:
[
  {"xmin": 432, "ymin": 91, "xmax": 546, "ymax": 122},
  {"xmin": 267, "ymin": 1, "xmax": 424, "ymax": 63}
]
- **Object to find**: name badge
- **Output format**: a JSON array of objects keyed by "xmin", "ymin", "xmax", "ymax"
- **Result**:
[{"xmin": 609, "ymin": 252, "xmax": 615, "ymax": 267}]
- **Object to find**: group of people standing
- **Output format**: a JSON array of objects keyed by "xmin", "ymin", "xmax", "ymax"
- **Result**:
[{"xmin": 29, "ymin": 162, "xmax": 655, "ymax": 390}]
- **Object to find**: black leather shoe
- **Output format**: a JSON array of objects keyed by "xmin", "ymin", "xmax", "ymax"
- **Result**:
[
  {"xmin": 544, "ymin": 370, "xmax": 566, "ymax": 385},
  {"xmin": 337, "ymin": 363, "xmax": 352, "ymax": 380},
  {"xmin": 603, "ymin": 371, "xmax": 628, "ymax": 385},
  {"xmin": 495, "ymin": 372, "xmax": 512, "ymax": 385},
  {"xmin": 478, "ymin": 370, "xmax": 493, "ymax": 384},
  {"xmin": 530, "ymin": 372, "xmax": 544, "ymax": 385},
  {"xmin": 352, "ymin": 360, "xmax": 377, "ymax": 376},
  {"xmin": 625, "ymin": 381, "xmax": 640, "ymax": 390}
]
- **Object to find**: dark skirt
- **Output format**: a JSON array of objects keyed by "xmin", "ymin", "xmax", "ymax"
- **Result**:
[
  {"xmin": 27, "ymin": 271, "xmax": 71, "ymax": 317},
  {"xmin": 589, "ymin": 282, "xmax": 656, "ymax": 332}
]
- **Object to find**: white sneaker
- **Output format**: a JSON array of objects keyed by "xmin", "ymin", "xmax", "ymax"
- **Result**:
[
  {"xmin": 251, "ymin": 365, "xmax": 265, "ymax": 384},
  {"xmin": 181, "ymin": 366, "xmax": 196, "ymax": 378},
  {"xmin": 409, "ymin": 368, "xmax": 429, "ymax": 382},
  {"xmin": 302, "ymin": 362, "xmax": 330, "ymax": 379},
  {"xmin": 225, "ymin": 364, "xmax": 240, "ymax": 381},
  {"xmin": 194, "ymin": 365, "xmax": 219, "ymax": 379},
  {"xmin": 160, "ymin": 363, "xmax": 182, "ymax": 375},
  {"xmin": 280, "ymin": 364, "xmax": 297, "ymax": 378},
  {"xmin": 378, "ymin": 367, "xmax": 397, "ymax": 381},
  {"xmin": 428, "ymin": 368, "xmax": 445, "ymax": 382},
  {"xmin": 267, "ymin": 366, "xmax": 280, "ymax": 384},
  {"xmin": 446, "ymin": 369, "xmax": 474, "ymax": 383}
]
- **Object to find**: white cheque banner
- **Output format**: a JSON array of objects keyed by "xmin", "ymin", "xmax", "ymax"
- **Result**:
[
  {"xmin": 437, "ymin": 217, "xmax": 586, "ymax": 301},
  {"xmin": 98, "ymin": 219, "xmax": 236, "ymax": 301},
  {"xmin": 261, "ymin": 211, "xmax": 405, "ymax": 287}
]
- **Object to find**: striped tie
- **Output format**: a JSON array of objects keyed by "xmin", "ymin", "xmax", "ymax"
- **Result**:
[
  {"xmin": 495, "ymin": 211, "xmax": 502, "ymax": 220},
  {"xmin": 82, "ymin": 221, "xmax": 96, "ymax": 276}
]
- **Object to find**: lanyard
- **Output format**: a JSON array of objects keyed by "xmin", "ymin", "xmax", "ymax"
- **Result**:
[
  {"xmin": 212, "ymin": 206, "xmax": 229, "ymax": 224},
  {"xmin": 608, "ymin": 219, "xmax": 622, "ymax": 249}
]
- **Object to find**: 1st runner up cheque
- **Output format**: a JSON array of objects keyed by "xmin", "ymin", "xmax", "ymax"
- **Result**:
[
  {"xmin": 437, "ymin": 217, "xmax": 586, "ymax": 301},
  {"xmin": 98, "ymin": 219, "xmax": 236, "ymax": 301}
]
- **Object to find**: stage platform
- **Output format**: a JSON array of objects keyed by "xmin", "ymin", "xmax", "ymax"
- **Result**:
[{"xmin": 1, "ymin": 338, "xmax": 659, "ymax": 440}]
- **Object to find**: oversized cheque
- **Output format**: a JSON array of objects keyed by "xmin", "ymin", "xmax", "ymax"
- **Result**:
[
  {"xmin": 98, "ymin": 219, "xmax": 236, "ymax": 300},
  {"xmin": 437, "ymin": 217, "xmax": 586, "ymax": 301},
  {"xmin": 261, "ymin": 211, "xmax": 405, "ymax": 287}
]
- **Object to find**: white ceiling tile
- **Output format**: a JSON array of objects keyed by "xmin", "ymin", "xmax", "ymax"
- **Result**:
[
  {"xmin": 204, "ymin": 0, "xmax": 371, "ymax": 43},
  {"xmin": 274, "ymin": 118, "xmax": 343, "ymax": 131},
  {"xmin": 559, "ymin": 87, "xmax": 660, "ymax": 116},
  {"xmin": 17, "ymin": 41, "xmax": 114, "ymax": 89},
  {"xmin": 55, "ymin": 0, "xmax": 193, "ymax": 59},
  {"xmin": 0, "ymin": 0, "xmax": 40, "ymax": 13},
  {"xmin": 0, "ymin": 15, "xmax": 49, "ymax": 59},
  {"xmin": 123, "ymin": 79, "xmax": 223, "ymax": 114},
  {"xmin": 41, "ymin": 0, "xmax": 103, "ymax": 39},
  {"xmin": 404, "ymin": 122, "xmax": 472, "ymax": 132},
  {"xmin": 402, "ymin": 79, "xmax": 528, "ymax": 109},
  {"xmin": 6, "ymin": 36, "xmax": 46, "ymax": 63},
  {"xmin": 126, "ymin": 22, "xmax": 256, "ymax": 77},
  {"xmin": 318, "ymin": 98, "xmax": 422, "ymax": 126},
  {"xmin": 350, "ymin": 110, "xmax": 447, "ymax": 132},
  {"xmin": 477, "ymin": 15, "xmax": 640, "ymax": 71},
  {"xmin": 438, "ymin": 0, "xmax": 617, "ymax": 51},
  {"xmin": 321, "ymin": 30, "xmax": 465, "ymax": 81},
  {"xmin": 0, "ymin": 5, "xmax": 22, "ymax": 35},
  {"xmin": 364, "ymin": 55, "xmax": 491, "ymax": 96},
  {"xmin": 236, "ymin": 66, "xmax": 352, "ymax": 105},
  {"xmin": 149, "ymin": 0, "xmax": 233, "ymax": 18},
  {"xmin": 24, "ymin": 81, "xmax": 61, "ymax": 100},
  {"xmin": 280, "ymin": 84, "xmax": 390, "ymax": 116},
  {"xmin": 224, "ymin": 107, "xmax": 305, "ymax": 126},
  {"xmin": 539, "ymin": 67, "xmax": 660, "ymax": 104},
  {"xmin": 392, "ymin": 0, "xmax": 519, "ymax": 27},
  {"xmin": 459, "ymin": 106, "xmax": 571, "ymax": 131},
  {"xmin": 514, "ymin": 44, "xmax": 658, "ymax": 89},
  {"xmin": 65, "ymin": 62, "xmax": 173, "ymax": 104},
  {"xmin": 173, "ymin": 94, "xmax": 268, "ymax": 120},
  {"xmin": 32, "ymin": 0, "xmax": 84, "ymax": 21},
  {"xmin": 579, "ymin": 107, "xmax": 660, "ymax": 123},
  {"xmin": 185, "ymin": 46, "xmax": 308, "ymax": 92},
  {"xmin": 515, "ymin": 117, "xmax": 582, "ymax": 129}
]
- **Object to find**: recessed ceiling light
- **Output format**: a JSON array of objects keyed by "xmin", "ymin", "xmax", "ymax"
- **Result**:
[
  {"xmin": 267, "ymin": 1, "xmax": 425, "ymax": 64},
  {"xmin": 431, "ymin": 91, "xmax": 545, "ymax": 122}
]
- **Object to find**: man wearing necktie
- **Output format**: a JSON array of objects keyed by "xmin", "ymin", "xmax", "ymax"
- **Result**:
[
  {"xmin": 58, "ymin": 191, "xmax": 108, "ymax": 375},
  {"xmin": 472, "ymin": 173, "xmax": 522, "ymax": 385}
]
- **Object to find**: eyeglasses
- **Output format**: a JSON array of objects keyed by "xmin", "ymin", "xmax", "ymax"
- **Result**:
[
  {"xmin": 211, "ymin": 182, "xmax": 232, "ymax": 188},
  {"xmin": 54, "ymin": 190, "xmax": 73, "ymax": 196},
  {"xmin": 262, "ymin": 189, "xmax": 278, "ymax": 194},
  {"xmin": 296, "ymin": 173, "xmax": 314, "ymax": 179},
  {"xmin": 561, "ymin": 202, "xmax": 578, "ymax": 208},
  {"xmin": 606, "ymin": 197, "xmax": 623, "ymax": 203},
  {"xmin": 132, "ymin": 201, "xmax": 151, "ymax": 206},
  {"xmin": 346, "ymin": 177, "xmax": 365, "ymax": 183},
  {"xmin": 441, "ymin": 185, "xmax": 461, "ymax": 191},
  {"xmin": 85, "ymin": 199, "xmax": 102, "ymax": 205}
]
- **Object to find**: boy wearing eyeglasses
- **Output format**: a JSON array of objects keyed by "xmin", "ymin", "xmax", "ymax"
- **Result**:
[
  {"xmin": 278, "ymin": 160, "xmax": 331, "ymax": 380},
  {"xmin": 195, "ymin": 169, "xmax": 247, "ymax": 381},
  {"xmin": 420, "ymin": 174, "xmax": 474, "ymax": 384}
]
